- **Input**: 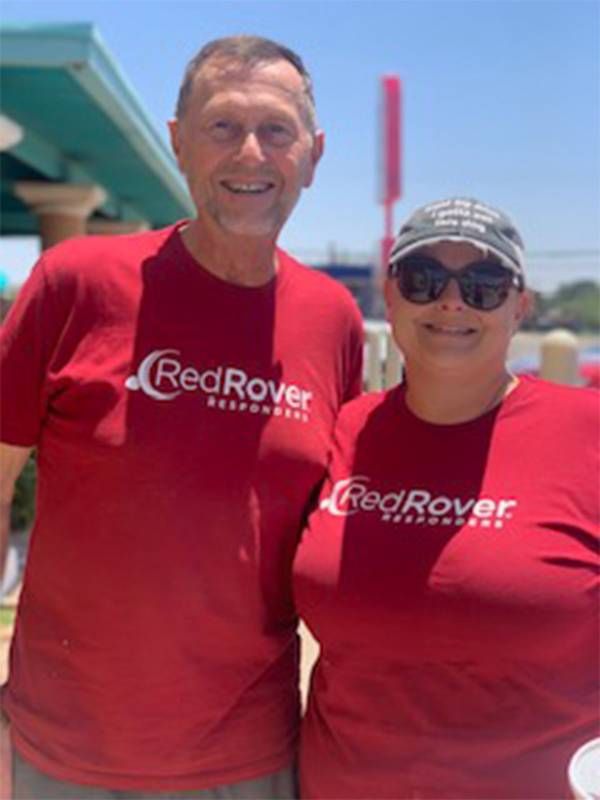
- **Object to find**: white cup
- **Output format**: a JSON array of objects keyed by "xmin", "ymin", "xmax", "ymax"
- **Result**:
[{"xmin": 568, "ymin": 737, "xmax": 600, "ymax": 800}]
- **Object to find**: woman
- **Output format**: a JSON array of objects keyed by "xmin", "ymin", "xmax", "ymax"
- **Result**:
[{"xmin": 293, "ymin": 197, "xmax": 599, "ymax": 799}]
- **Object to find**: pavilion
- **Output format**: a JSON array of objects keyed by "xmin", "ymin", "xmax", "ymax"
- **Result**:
[{"xmin": 0, "ymin": 22, "xmax": 193, "ymax": 250}]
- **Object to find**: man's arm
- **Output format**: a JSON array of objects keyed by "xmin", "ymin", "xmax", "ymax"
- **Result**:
[
  {"xmin": 0, "ymin": 443, "xmax": 33, "ymax": 590},
  {"xmin": 0, "ymin": 444, "xmax": 31, "ymax": 797}
]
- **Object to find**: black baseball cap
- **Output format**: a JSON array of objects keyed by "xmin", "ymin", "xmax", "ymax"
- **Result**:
[{"xmin": 389, "ymin": 197, "xmax": 525, "ymax": 275}]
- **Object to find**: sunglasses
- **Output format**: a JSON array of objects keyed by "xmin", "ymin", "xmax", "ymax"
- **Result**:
[{"xmin": 389, "ymin": 255, "xmax": 524, "ymax": 311}]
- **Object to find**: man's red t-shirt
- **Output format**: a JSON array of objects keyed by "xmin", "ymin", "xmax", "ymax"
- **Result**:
[
  {"xmin": 0, "ymin": 224, "xmax": 363, "ymax": 790},
  {"xmin": 294, "ymin": 378, "xmax": 599, "ymax": 799}
]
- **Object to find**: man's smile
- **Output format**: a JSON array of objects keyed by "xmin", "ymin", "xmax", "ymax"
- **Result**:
[{"xmin": 220, "ymin": 180, "xmax": 275, "ymax": 194}]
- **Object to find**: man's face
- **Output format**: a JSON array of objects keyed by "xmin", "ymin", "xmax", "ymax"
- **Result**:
[
  {"xmin": 384, "ymin": 241, "xmax": 530, "ymax": 374},
  {"xmin": 169, "ymin": 58, "xmax": 323, "ymax": 239}
]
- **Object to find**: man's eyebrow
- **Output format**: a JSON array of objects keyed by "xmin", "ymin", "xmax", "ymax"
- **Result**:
[{"xmin": 203, "ymin": 103, "xmax": 299, "ymax": 120}]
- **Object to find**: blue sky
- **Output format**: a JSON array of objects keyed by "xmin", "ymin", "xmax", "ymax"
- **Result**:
[{"xmin": 2, "ymin": 0, "xmax": 599, "ymax": 292}]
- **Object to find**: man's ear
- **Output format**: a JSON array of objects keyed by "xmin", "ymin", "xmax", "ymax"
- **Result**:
[
  {"xmin": 302, "ymin": 130, "xmax": 325, "ymax": 188},
  {"xmin": 167, "ymin": 118, "xmax": 184, "ymax": 171}
]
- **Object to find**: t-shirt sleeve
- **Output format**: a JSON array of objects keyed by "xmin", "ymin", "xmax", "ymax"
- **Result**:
[
  {"xmin": 0, "ymin": 255, "xmax": 64, "ymax": 445},
  {"xmin": 342, "ymin": 303, "xmax": 364, "ymax": 403}
]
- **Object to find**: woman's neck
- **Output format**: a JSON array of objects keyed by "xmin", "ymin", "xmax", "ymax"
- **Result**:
[{"xmin": 403, "ymin": 363, "xmax": 518, "ymax": 425}]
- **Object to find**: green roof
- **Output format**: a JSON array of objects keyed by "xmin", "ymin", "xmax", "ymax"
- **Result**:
[{"xmin": 0, "ymin": 22, "xmax": 193, "ymax": 234}]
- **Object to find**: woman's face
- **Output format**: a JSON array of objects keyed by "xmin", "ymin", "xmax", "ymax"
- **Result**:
[{"xmin": 384, "ymin": 241, "xmax": 530, "ymax": 375}]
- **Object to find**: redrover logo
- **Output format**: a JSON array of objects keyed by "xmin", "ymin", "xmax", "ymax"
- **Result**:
[
  {"xmin": 320, "ymin": 476, "xmax": 517, "ymax": 529},
  {"xmin": 125, "ymin": 349, "xmax": 312, "ymax": 422}
]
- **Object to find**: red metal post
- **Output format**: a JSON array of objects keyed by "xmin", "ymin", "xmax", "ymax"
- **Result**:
[{"xmin": 379, "ymin": 75, "xmax": 402, "ymax": 272}]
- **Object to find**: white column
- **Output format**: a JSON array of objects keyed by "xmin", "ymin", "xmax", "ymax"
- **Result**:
[
  {"xmin": 14, "ymin": 182, "xmax": 107, "ymax": 249},
  {"xmin": 87, "ymin": 219, "xmax": 149, "ymax": 235},
  {"xmin": 0, "ymin": 114, "xmax": 23, "ymax": 151},
  {"xmin": 540, "ymin": 329, "xmax": 580, "ymax": 385}
]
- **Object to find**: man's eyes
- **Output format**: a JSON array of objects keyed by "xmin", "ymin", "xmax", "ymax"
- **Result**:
[
  {"xmin": 205, "ymin": 120, "xmax": 296, "ymax": 146},
  {"xmin": 259, "ymin": 123, "xmax": 295, "ymax": 146},
  {"xmin": 208, "ymin": 120, "xmax": 240, "ymax": 142}
]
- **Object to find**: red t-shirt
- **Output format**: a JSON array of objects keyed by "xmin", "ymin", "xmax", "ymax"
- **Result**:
[
  {"xmin": 294, "ymin": 378, "xmax": 599, "ymax": 799},
  {"xmin": 0, "ymin": 224, "xmax": 363, "ymax": 790}
]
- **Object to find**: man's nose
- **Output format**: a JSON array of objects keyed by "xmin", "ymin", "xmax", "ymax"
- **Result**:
[
  {"xmin": 436, "ymin": 275, "xmax": 466, "ymax": 310},
  {"xmin": 235, "ymin": 130, "xmax": 266, "ymax": 163}
]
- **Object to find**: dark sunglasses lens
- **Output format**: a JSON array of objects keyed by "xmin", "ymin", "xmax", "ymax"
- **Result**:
[
  {"xmin": 397, "ymin": 258, "xmax": 447, "ymax": 304},
  {"xmin": 461, "ymin": 263, "xmax": 513, "ymax": 310}
]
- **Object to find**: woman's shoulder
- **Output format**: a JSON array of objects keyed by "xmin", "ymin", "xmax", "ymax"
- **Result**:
[
  {"xmin": 511, "ymin": 376, "xmax": 599, "ymax": 443},
  {"xmin": 517, "ymin": 375, "xmax": 599, "ymax": 415}
]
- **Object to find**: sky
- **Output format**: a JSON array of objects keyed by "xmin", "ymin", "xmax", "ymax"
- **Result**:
[{"xmin": 1, "ymin": 0, "xmax": 599, "ymax": 293}]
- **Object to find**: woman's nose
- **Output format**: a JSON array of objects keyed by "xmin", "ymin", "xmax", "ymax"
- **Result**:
[{"xmin": 436, "ymin": 275, "xmax": 466, "ymax": 310}]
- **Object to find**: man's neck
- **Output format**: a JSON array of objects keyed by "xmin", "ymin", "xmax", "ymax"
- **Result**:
[
  {"xmin": 179, "ymin": 218, "xmax": 279, "ymax": 287},
  {"xmin": 403, "ymin": 361, "xmax": 517, "ymax": 425}
]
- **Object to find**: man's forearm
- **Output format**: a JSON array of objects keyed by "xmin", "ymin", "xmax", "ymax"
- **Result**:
[{"xmin": 0, "ymin": 495, "xmax": 14, "ymax": 796}]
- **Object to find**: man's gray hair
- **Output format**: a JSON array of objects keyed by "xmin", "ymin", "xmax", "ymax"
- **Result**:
[{"xmin": 175, "ymin": 34, "xmax": 317, "ymax": 131}]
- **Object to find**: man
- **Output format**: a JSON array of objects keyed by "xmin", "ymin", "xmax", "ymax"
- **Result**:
[{"xmin": 0, "ymin": 36, "xmax": 363, "ymax": 798}]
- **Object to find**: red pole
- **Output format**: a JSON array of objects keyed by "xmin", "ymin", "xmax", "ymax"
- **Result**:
[
  {"xmin": 381, "ymin": 203, "xmax": 394, "ymax": 271},
  {"xmin": 379, "ymin": 75, "xmax": 402, "ymax": 273}
]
